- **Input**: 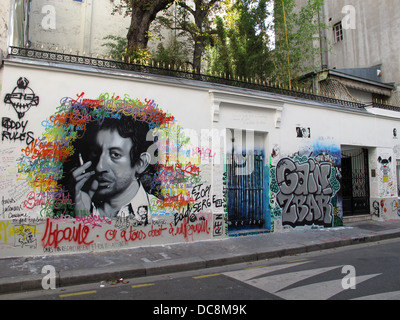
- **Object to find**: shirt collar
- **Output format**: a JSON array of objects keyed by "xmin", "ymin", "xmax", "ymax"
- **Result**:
[
  {"xmin": 118, "ymin": 183, "xmax": 150, "ymax": 219},
  {"xmin": 91, "ymin": 183, "xmax": 151, "ymax": 219}
]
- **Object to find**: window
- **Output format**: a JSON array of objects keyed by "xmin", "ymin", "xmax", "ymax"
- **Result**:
[{"xmin": 333, "ymin": 22, "xmax": 343, "ymax": 43}]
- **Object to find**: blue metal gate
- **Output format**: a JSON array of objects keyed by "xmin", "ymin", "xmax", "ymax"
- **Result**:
[{"xmin": 226, "ymin": 151, "xmax": 266, "ymax": 232}]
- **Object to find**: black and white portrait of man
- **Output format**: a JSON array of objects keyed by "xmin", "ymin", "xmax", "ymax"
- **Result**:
[{"xmin": 64, "ymin": 115, "xmax": 157, "ymax": 221}]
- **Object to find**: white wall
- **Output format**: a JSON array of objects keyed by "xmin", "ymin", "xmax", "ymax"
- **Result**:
[
  {"xmin": 27, "ymin": 0, "xmax": 130, "ymax": 55},
  {"xmin": 1, "ymin": 57, "xmax": 400, "ymax": 257},
  {"xmin": 0, "ymin": 0, "xmax": 10, "ymax": 54}
]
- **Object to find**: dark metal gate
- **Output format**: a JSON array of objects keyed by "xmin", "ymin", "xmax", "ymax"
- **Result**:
[
  {"xmin": 226, "ymin": 152, "xmax": 266, "ymax": 231},
  {"xmin": 341, "ymin": 148, "xmax": 370, "ymax": 216}
]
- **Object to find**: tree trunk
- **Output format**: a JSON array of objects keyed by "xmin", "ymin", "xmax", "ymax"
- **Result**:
[
  {"xmin": 193, "ymin": 37, "xmax": 204, "ymax": 73},
  {"xmin": 126, "ymin": 0, "xmax": 174, "ymax": 53},
  {"xmin": 192, "ymin": 3, "xmax": 207, "ymax": 73}
]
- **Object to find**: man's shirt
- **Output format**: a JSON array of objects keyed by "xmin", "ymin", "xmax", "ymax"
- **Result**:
[{"xmin": 92, "ymin": 183, "xmax": 156, "ymax": 222}]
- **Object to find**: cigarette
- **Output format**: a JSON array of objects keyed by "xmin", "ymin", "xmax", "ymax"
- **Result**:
[{"xmin": 79, "ymin": 153, "xmax": 84, "ymax": 166}]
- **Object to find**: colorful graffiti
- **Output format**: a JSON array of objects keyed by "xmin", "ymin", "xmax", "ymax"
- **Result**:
[
  {"xmin": 270, "ymin": 144, "xmax": 341, "ymax": 229},
  {"xmin": 371, "ymin": 197, "xmax": 400, "ymax": 219},
  {"xmin": 19, "ymin": 92, "xmax": 199, "ymax": 213},
  {"xmin": 377, "ymin": 156, "xmax": 395, "ymax": 197},
  {"xmin": 0, "ymin": 78, "xmax": 355, "ymax": 257},
  {"xmin": 0, "ymin": 87, "xmax": 220, "ymax": 256}
]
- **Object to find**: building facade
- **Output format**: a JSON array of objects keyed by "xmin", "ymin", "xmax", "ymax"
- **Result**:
[
  {"xmin": 2, "ymin": 0, "xmax": 188, "ymax": 59},
  {"xmin": 306, "ymin": 0, "xmax": 400, "ymax": 105},
  {"xmin": 1, "ymin": 0, "xmax": 400, "ymax": 258}
]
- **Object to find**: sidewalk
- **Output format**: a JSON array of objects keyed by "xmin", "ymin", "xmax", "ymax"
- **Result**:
[{"xmin": 1, "ymin": 219, "xmax": 400, "ymax": 295}]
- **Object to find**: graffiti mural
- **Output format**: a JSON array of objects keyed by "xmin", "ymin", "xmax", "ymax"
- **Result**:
[
  {"xmin": 377, "ymin": 156, "xmax": 395, "ymax": 197},
  {"xmin": 371, "ymin": 197, "xmax": 400, "ymax": 219},
  {"xmin": 270, "ymin": 143, "xmax": 341, "ymax": 229},
  {"xmin": 4, "ymin": 78, "xmax": 39, "ymax": 119},
  {"xmin": 2, "ymin": 78, "xmax": 37, "ymax": 146},
  {"xmin": 0, "ymin": 88, "xmax": 218, "ymax": 257}
]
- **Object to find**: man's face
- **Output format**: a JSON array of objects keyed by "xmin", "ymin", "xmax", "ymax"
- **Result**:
[{"xmin": 89, "ymin": 128, "xmax": 138, "ymax": 200}]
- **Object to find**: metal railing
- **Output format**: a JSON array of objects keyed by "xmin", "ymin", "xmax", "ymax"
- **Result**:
[
  {"xmin": 370, "ymin": 101, "xmax": 400, "ymax": 112},
  {"xmin": 7, "ymin": 46, "xmax": 395, "ymax": 111}
]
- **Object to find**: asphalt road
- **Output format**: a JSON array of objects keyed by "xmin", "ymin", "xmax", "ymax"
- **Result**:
[{"xmin": 3, "ymin": 238, "xmax": 400, "ymax": 306}]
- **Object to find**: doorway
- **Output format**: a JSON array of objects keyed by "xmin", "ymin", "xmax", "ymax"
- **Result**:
[
  {"xmin": 226, "ymin": 129, "xmax": 269, "ymax": 233},
  {"xmin": 341, "ymin": 147, "xmax": 370, "ymax": 216}
]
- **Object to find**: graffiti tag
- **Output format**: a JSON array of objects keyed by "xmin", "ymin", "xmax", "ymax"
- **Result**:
[{"xmin": 275, "ymin": 158, "xmax": 334, "ymax": 227}]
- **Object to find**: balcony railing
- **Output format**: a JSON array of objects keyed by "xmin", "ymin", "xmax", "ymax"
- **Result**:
[{"xmin": 6, "ymin": 46, "xmax": 393, "ymax": 111}]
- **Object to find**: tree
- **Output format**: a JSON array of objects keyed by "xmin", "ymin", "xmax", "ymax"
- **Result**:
[
  {"xmin": 152, "ymin": 37, "xmax": 191, "ymax": 69},
  {"xmin": 273, "ymin": 0, "xmax": 327, "ymax": 86},
  {"xmin": 206, "ymin": 0, "xmax": 274, "ymax": 81},
  {"xmin": 113, "ymin": 0, "xmax": 176, "ymax": 60},
  {"xmin": 157, "ymin": 0, "xmax": 226, "ymax": 73},
  {"xmin": 206, "ymin": 15, "xmax": 232, "ymax": 76},
  {"xmin": 206, "ymin": 0, "xmax": 328, "ymax": 87}
]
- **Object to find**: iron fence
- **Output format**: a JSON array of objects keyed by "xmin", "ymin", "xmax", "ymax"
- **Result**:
[
  {"xmin": 371, "ymin": 101, "xmax": 400, "ymax": 112},
  {"xmin": 7, "ymin": 46, "xmax": 372, "ymax": 110}
]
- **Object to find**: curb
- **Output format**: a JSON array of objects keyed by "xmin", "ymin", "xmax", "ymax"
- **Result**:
[{"xmin": 1, "ymin": 229, "xmax": 400, "ymax": 296}]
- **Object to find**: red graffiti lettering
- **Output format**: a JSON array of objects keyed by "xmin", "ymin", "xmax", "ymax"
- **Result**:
[
  {"xmin": 169, "ymin": 218, "xmax": 210, "ymax": 242},
  {"xmin": 104, "ymin": 227, "xmax": 146, "ymax": 243},
  {"xmin": 121, "ymin": 227, "xmax": 146, "ymax": 242},
  {"xmin": 21, "ymin": 139, "xmax": 72, "ymax": 162},
  {"xmin": 71, "ymin": 92, "xmax": 85, "ymax": 106},
  {"xmin": 41, "ymin": 218, "xmax": 93, "ymax": 248},
  {"xmin": 76, "ymin": 214, "xmax": 112, "ymax": 229},
  {"xmin": 148, "ymin": 224, "xmax": 167, "ymax": 237},
  {"xmin": 50, "ymin": 110, "xmax": 90, "ymax": 130},
  {"xmin": 176, "ymin": 162, "xmax": 200, "ymax": 176},
  {"xmin": 24, "ymin": 191, "xmax": 46, "ymax": 209},
  {"xmin": 105, "ymin": 229, "xmax": 117, "ymax": 241}
]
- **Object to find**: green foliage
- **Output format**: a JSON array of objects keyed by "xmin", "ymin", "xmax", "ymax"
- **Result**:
[
  {"xmin": 206, "ymin": 16, "xmax": 232, "ymax": 76},
  {"xmin": 155, "ymin": 0, "xmax": 226, "ymax": 73},
  {"xmin": 106, "ymin": 0, "xmax": 328, "ymax": 85},
  {"xmin": 102, "ymin": 35, "xmax": 128, "ymax": 60},
  {"xmin": 152, "ymin": 38, "xmax": 191, "ymax": 69},
  {"xmin": 126, "ymin": 46, "xmax": 153, "ymax": 64},
  {"xmin": 273, "ymin": 0, "xmax": 327, "ymax": 85},
  {"xmin": 102, "ymin": 35, "xmax": 151, "ymax": 64},
  {"xmin": 206, "ymin": 0, "xmax": 274, "ymax": 81}
]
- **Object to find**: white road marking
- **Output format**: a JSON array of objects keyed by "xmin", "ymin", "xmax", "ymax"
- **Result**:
[{"xmin": 224, "ymin": 262, "xmax": 382, "ymax": 300}]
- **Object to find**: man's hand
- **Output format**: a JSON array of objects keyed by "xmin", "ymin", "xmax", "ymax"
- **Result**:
[{"xmin": 71, "ymin": 161, "xmax": 98, "ymax": 215}]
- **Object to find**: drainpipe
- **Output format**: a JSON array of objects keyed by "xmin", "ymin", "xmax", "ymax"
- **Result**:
[
  {"xmin": 81, "ymin": 0, "xmax": 93, "ymax": 54},
  {"xmin": 23, "ymin": 0, "xmax": 31, "ymax": 47},
  {"xmin": 318, "ymin": 3, "xmax": 328, "ymax": 70},
  {"xmin": 8, "ymin": 0, "xmax": 31, "ymax": 48}
]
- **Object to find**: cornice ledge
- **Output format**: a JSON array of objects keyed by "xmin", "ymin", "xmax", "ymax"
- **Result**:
[{"xmin": 209, "ymin": 90, "xmax": 284, "ymax": 128}]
